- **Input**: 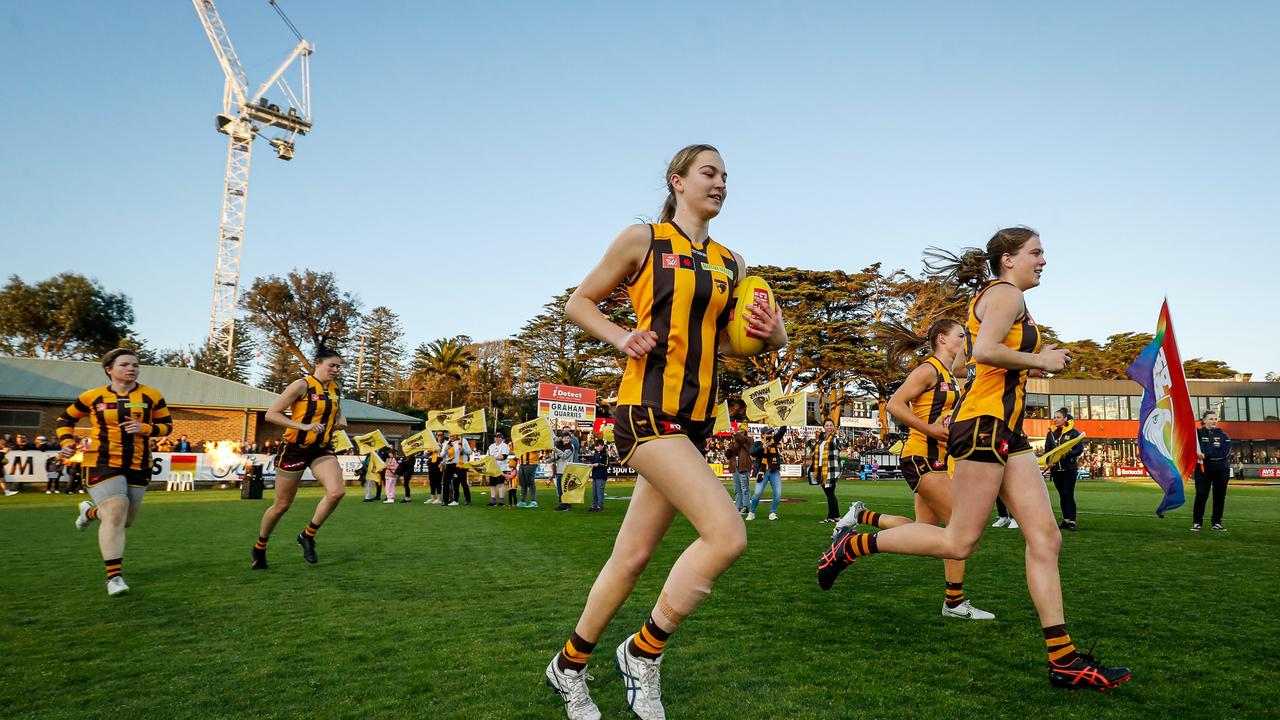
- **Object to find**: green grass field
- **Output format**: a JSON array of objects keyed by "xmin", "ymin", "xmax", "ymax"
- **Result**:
[{"xmin": 3, "ymin": 478, "xmax": 1276, "ymax": 720}]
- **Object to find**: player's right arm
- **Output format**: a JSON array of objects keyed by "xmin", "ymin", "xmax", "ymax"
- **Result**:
[
  {"xmin": 565, "ymin": 224, "xmax": 657, "ymax": 359},
  {"xmin": 887, "ymin": 364, "xmax": 949, "ymax": 443},
  {"xmin": 265, "ymin": 379, "xmax": 322, "ymax": 433},
  {"xmin": 972, "ymin": 284, "xmax": 1068, "ymax": 372}
]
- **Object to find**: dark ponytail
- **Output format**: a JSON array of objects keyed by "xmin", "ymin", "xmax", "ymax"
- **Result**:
[
  {"xmin": 878, "ymin": 318, "xmax": 962, "ymax": 368},
  {"xmin": 924, "ymin": 226, "xmax": 1040, "ymax": 290}
]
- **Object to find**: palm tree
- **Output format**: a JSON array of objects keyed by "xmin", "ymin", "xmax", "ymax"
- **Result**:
[{"xmin": 411, "ymin": 336, "xmax": 475, "ymax": 382}]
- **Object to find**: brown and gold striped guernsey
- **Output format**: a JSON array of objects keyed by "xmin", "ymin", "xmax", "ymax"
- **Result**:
[
  {"xmin": 953, "ymin": 280, "xmax": 1043, "ymax": 433},
  {"xmin": 617, "ymin": 222, "xmax": 739, "ymax": 421},
  {"xmin": 56, "ymin": 384, "xmax": 172, "ymax": 472},
  {"xmin": 282, "ymin": 375, "xmax": 340, "ymax": 446},
  {"xmin": 900, "ymin": 356, "xmax": 960, "ymax": 463}
]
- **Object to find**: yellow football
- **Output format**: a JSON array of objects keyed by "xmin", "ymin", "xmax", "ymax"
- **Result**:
[{"xmin": 722, "ymin": 275, "xmax": 777, "ymax": 356}]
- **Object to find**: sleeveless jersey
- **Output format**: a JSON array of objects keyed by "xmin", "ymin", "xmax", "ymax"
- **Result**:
[
  {"xmin": 901, "ymin": 356, "xmax": 959, "ymax": 462},
  {"xmin": 617, "ymin": 222, "xmax": 740, "ymax": 421},
  {"xmin": 56, "ymin": 384, "xmax": 172, "ymax": 472},
  {"xmin": 953, "ymin": 280, "xmax": 1043, "ymax": 432},
  {"xmin": 282, "ymin": 375, "xmax": 340, "ymax": 446}
]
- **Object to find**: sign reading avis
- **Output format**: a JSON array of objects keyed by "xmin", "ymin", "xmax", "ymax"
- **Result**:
[{"xmin": 537, "ymin": 382, "xmax": 597, "ymax": 423}]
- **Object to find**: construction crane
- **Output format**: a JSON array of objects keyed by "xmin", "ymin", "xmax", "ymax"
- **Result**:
[{"xmin": 192, "ymin": 0, "xmax": 313, "ymax": 366}]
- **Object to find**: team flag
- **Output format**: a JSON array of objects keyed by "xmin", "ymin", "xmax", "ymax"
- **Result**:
[
  {"xmin": 445, "ymin": 408, "xmax": 487, "ymax": 435},
  {"xmin": 426, "ymin": 406, "xmax": 466, "ymax": 431},
  {"xmin": 560, "ymin": 463, "xmax": 592, "ymax": 504},
  {"xmin": 712, "ymin": 401, "xmax": 731, "ymax": 435},
  {"xmin": 330, "ymin": 430, "xmax": 354, "ymax": 453},
  {"xmin": 511, "ymin": 417, "xmax": 554, "ymax": 456},
  {"xmin": 399, "ymin": 428, "xmax": 439, "ymax": 456},
  {"xmin": 354, "ymin": 430, "xmax": 389, "ymax": 455},
  {"xmin": 743, "ymin": 379, "xmax": 783, "ymax": 421},
  {"xmin": 1126, "ymin": 300, "xmax": 1198, "ymax": 515},
  {"xmin": 465, "ymin": 454, "xmax": 502, "ymax": 477},
  {"xmin": 366, "ymin": 451, "xmax": 386, "ymax": 476},
  {"xmin": 765, "ymin": 391, "xmax": 808, "ymax": 427},
  {"xmin": 1038, "ymin": 431, "xmax": 1087, "ymax": 469}
]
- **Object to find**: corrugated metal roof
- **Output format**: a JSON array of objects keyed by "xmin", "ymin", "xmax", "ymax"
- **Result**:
[{"xmin": 0, "ymin": 356, "xmax": 418, "ymax": 424}]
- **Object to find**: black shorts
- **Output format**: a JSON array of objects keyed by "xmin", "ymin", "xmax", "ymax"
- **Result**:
[
  {"xmin": 276, "ymin": 442, "xmax": 336, "ymax": 473},
  {"xmin": 900, "ymin": 455, "xmax": 946, "ymax": 492},
  {"xmin": 87, "ymin": 467, "xmax": 151, "ymax": 488},
  {"xmin": 948, "ymin": 415, "xmax": 1032, "ymax": 465},
  {"xmin": 613, "ymin": 405, "xmax": 715, "ymax": 465}
]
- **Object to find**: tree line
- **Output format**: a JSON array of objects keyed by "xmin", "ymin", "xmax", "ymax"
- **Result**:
[{"xmin": 0, "ymin": 269, "xmax": 1255, "ymax": 426}]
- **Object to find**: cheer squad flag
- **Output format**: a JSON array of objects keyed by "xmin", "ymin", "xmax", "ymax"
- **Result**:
[{"xmin": 1125, "ymin": 300, "xmax": 1198, "ymax": 516}]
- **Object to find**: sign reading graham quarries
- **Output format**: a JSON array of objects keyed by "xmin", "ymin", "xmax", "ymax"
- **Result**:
[{"xmin": 537, "ymin": 382, "xmax": 598, "ymax": 422}]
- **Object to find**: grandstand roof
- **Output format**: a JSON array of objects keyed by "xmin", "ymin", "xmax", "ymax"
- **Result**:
[{"xmin": 0, "ymin": 356, "xmax": 418, "ymax": 424}]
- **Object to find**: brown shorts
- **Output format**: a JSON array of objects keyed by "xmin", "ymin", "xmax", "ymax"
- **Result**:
[
  {"xmin": 87, "ymin": 467, "xmax": 151, "ymax": 488},
  {"xmin": 900, "ymin": 455, "xmax": 947, "ymax": 492},
  {"xmin": 948, "ymin": 415, "xmax": 1032, "ymax": 465},
  {"xmin": 613, "ymin": 405, "xmax": 715, "ymax": 465},
  {"xmin": 276, "ymin": 442, "xmax": 336, "ymax": 473}
]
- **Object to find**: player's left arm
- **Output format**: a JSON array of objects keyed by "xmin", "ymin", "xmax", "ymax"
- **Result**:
[{"xmin": 718, "ymin": 251, "xmax": 787, "ymax": 357}]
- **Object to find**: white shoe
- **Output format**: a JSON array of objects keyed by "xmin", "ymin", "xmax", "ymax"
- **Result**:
[
  {"xmin": 941, "ymin": 599, "xmax": 995, "ymax": 620},
  {"xmin": 4, "ymin": 489, "xmax": 19, "ymax": 497},
  {"xmin": 615, "ymin": 640, "xmax": 666, "ymax": 720},
  {"xmin": 545, "ymin": 657, "xmax": 601, "ymax": 720},
  {"xmin": 75, "ymin": 500, "xmax": 95, "ymax": 531},
  {"xmin": 836, "ymin": 500, "xmax": 866, "ymax": 536},
  {"xmin": 991, "ymin": 517, "xmax": 1010, "ymax": 528},
  {"xmin": 383, "ymin": 498, "xmax": 395, "ymax": 504},
  {"xmin": 768, "ymin": 512, "xmax": 778, "ymax": 521},
  {"xmin": 1007, "ymin": 518, "xmax": 1019, "ymax": 529},
  {"xmin": 446, "ymin": 501, "xmax": 459, "ymax": 507},
  {"xmin": 745, "ymin": 512, "xmax": 755, "ymax": 521},
  {"xmin": 106, "ymin": 576, "xmax": 129, "ymax": 597}
]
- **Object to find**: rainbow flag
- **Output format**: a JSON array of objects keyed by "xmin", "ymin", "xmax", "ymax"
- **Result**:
[{"xmin": 1125, "ymin": 300, "xmax": 1197, "ymax": 515}]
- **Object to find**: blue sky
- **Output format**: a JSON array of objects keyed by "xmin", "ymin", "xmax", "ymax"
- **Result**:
[{"xmin": 3, "ymin": 1, "xmax": 1276, "ymax": 377}]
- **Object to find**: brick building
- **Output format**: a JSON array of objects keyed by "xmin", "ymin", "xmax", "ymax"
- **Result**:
[{"xmin": 0, "ymin": 357, "xmax": 419, "ymax": 446}]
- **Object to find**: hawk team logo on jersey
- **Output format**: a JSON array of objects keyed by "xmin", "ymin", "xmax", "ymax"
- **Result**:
[{"xmin": 714, "ymin": 278, "xmax": 728, "ymax": 294}]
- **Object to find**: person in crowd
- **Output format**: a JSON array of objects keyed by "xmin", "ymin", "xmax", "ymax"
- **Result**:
[
  {"xmin": 748, "ymin": 426, "xmax": 787, "ymax": 521},
  {"xmin": 424, "ymin": 432, "xmax": 445, "ymax": 505},
  {"xmin": 156, "ymin": 436, "xmax": 174, "ymax": 453},
  {"xmin": 361, "ymin": 451, "xmax": 382, "ymax": 502},
  {"xmin": 395, "ymin": 447, "xmax": 416, "ymax": 504},
  {"xmin": 14, "ymin": 434, "xmax": 33, "ymax": 450},
  {"xmin": 812, "ymin": 420, "xmax": 849, "ymax": 524},
  {"xmin": 487, "ymin": 432, "xmax": 511, "ymax": 507},
  {"xmin": 1040, "ymin": 408, "xmax": 1084, "ymax": 531},
  {"xmin": 504, "ymin": 452, "xmax": 519, "ymax": 508},
  {"xmin": 65, "ymin": 441, "xmax": 85, "ymax": 495},
  {"xmin": 516, "ymin": 449, "xmax": 540, "ymax": 508},
  {"xmin": 551, "ymin": 436, "xmax": 574, "ymax": 512},
  {"xmin": 991, "ymin": 498, "xmax": 1019, "ymax": 528},
  {"xmin": 1192, "ymin": 410, "xmax": 1231, "ymax": 532},
  {"xmin": 44, "ymin": 451, "xmax": 64, "ymax": 494},
  {"xmin": 380, "ymin": 447, "xmax": 400, "ymax": 504},
  {"xmin": 174, "ymin": 435, "xmax": 193, "ymax": 452},
  {"xmin": 817, "ymin": 228, "xmax": 1131, "ymax": 690},
  {"xmin": 58, "ymin": 348, "xmax": 172, "ymax": 596},
  {"xmin": 445, "ymin": 434, "xmax": 474, "ymax": 506},
  {"xmin": 250, "ymin": 348, "xmax": 348, "ymax": 570},
  {"xmin": 567, "ymin": 430, "xmax": 580, "ymax": 463},
  {"xmin": 850, "ymin": 317, "xmax": 994, "ymax": 620},
  {"xmin": 0, "ymin": 438, "xmax": 18, "ymax": 497},
  {"xmin": 729, "ymin": 426, "xmax": 753, "ymax": 514},
  {"xmin": 588, "ymin": 438, "xmax": 608, "ymax": 512},
  {"xmin": 546, "ymin": 143, "xmax": 786, "ymax": 720}
]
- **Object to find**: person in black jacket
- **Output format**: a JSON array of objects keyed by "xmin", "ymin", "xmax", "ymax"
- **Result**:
[
  {"xmin": 588, "ymin": 440, "xmax": 609, "ymax": 512},
  {"xmin": 1192, "ymin": 410, "xmax": 1231, "ymax": 531},
  {"xmin": 1040, "ymin": 408, "xmax": 1084, "ymax": 531},
  {"xmin": 395, "ymin": 448, "xmax": 415, "ymax": 503}
]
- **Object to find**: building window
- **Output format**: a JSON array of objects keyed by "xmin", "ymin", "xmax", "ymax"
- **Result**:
[
  {"xmin": 1247, "ymin": 397, "xmax": 1264, "ymax": 423},
  {"xmin": 1264, "ymin": 397, "xmax": 1279, "ymax": 422},
  {"xmin": 1102, "ymin": 395, "xmax": 1120, "ymax": 420},
  {"xmin": 1129, "ymin": 395, "xmax": 1142, "ymax": 419},
  {"xmin": 0, "ymin": 409, "xmax": 41, "ymax": 428},
  {"xmin": 1074, "ymin": 395, "xmax": 1091, "ymax": 420},
  {"xmin": 1026, "ymin": 393, "xmax": 1049, "ymax": 419},
  {"xmin": 1222, "ymin": 397, "xmax": 1242, "ymax": 422}
]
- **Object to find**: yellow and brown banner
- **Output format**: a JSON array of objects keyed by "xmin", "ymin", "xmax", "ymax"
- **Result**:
[
  {"xmin": 765, "ymin": 391, "xmax": 808, "ymax": 427},
  {"xmin": 425, "ymin": 406, "xmax": 466, "ymax": 431},
  {"xmin": 366, "ymin": 450, "xmax": 386, "ymax": 476},
  {"xmin": 560, "ymin": 462, "xmax": 591, "ymax": 504},
  {"xmin": 511, "ymin": 417, "xmax": 555, "ymax": 456},
  {"xmin": 712, "ymin": 401, "xmax": 731, "ymax": 435},
  {"xmin": 400, "ymin": 428, "xmax": 440, "ymax": 456},
  {"xmin": 743, "ymin": 379, "xmax": 783, "ymax": 422},
  {"xmin": 354, "ymin": 429, "xmax": 389, "ymax": 455},
  {"xmin": 330, "ymin": 429, "xmax": 354, "ymax": 453},
  {"xmin": 464, "ymin": 454, "xmax": 502, "ymax": 477},
  {"xmin": 445, "ymin": 408, "xmax": 487, "ymax": 435}
]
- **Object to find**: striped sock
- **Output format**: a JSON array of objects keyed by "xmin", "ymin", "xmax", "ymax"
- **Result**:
[
  {"xmin": 628, "ymin": 617, "xmax": 672, "ymax": 660},
  {"xmin": 254, "ymin": 536, "xmax": 269, "ymax": 551},
  {"xmin": 556, "ymin": 632, "xmax": 595, "ymax": 672},
  {"xmin": 840, "ymin": 531, "xmax": 879, "ymax": 558},
  {"xmin": 1044, "ymin": 624, "xmax": 1079, "ymax": 665},
  {"xmin": 104, "ymin": 558, "xmax": 123, "ymax": 580},
  {"xmin": 86, "ymin": 506, "xmax": 99, "ymax": 521},
  {"xmin": 857, "ymin": 508, "xmax": 882, "ymax": 528},
  {"xmin": 944, "ymin": 581, "xmax": 965, "ymax": 608},
  {"xmin": 303, "ymin": 522, "xmax": 320, "ymax": 538}
]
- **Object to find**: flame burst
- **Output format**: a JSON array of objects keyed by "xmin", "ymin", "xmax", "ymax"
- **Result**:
[{"xmin": 204, "ymin": 440, "xmax": 246, "ymax": 474}]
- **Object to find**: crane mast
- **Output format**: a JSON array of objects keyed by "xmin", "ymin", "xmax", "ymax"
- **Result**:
[{"xmin": 191, "ymin": 0, "xmax": 313, "ymax": 367}]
